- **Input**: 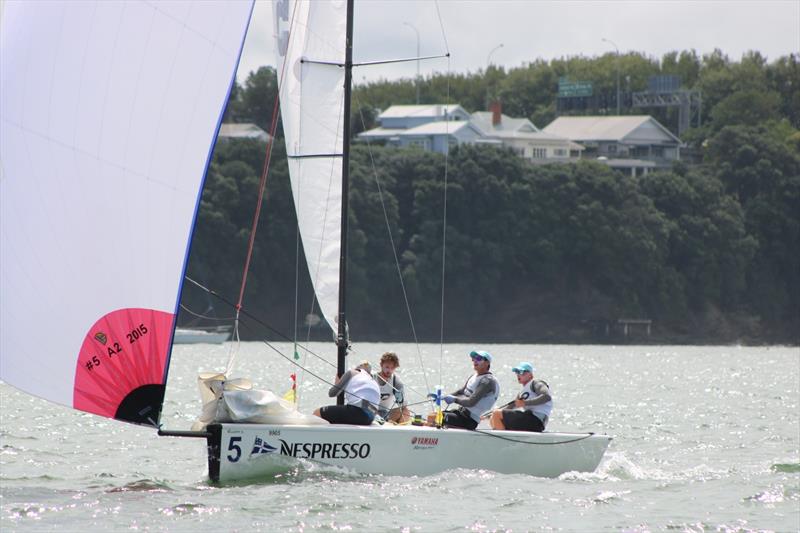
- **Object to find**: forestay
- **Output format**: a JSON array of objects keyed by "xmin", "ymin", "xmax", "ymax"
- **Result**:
[
  {"xmin": 274, "ymin": 0, "xmax": 347, "ymax": 332},
  {"xmin": 0, "ymin": 0, "xmax": 254, "ymax": 425}
]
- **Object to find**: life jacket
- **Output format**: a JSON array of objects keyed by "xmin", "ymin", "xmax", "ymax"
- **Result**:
[
  {"xmin": 517, "ymin": 378, "xmax": 553, "ymax": 422},
  {"xmin": 462, "ymin": 372, "xmax": 500, "ymax": 422},
  {"xmin": 376, "ymin": 373, "xmax": 403, "ymax": 410}
]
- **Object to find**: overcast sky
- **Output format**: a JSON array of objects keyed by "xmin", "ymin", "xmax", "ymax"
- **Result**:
[{"xmin": 236, "ymin": 0, "xmax": 800, "ymax": 85}]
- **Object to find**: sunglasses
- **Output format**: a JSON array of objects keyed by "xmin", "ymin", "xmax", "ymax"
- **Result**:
[{"xmin": 471, "ymin": 356, "xmax": 487, "ymax": 362}]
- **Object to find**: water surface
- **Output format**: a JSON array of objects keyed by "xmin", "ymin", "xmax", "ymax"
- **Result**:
[{"xmin": 2, "ymin": 343, "xmax": 798, "ymax": 531}]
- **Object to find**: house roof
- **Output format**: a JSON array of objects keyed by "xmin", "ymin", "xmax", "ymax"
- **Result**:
[
  {"xmin": 543, "ymin": 115, "xmax": 681, "ymax": 144},
  {"xmin": 485, "ymin": 129, "xmax": 571, "ymax": 142},
  {"xmin": 357, "ymin": 127, "xmax": 406, "ymax": 139},
  {"xmin": 470, "ymin": 111, "xmax": 539, "ymax": 134},
  {"xmin": 378, "ymin": 104, "xmax": 468, "ymax": 119},
  {"xmin": 219, "ymin": 123, "xmax": 269, "ymax": 139},
  {"xmin": 357, "ymin": 121, "xmax": 478, "ymax": 139},
  {"xmin": 400, "ymin": 120, "xmax": 477, "ymax": 136}
]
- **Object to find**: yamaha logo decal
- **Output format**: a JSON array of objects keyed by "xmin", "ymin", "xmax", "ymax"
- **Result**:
[{"xmin": 411, "ymin": 436, "xmax": 438, "ymax": 448}]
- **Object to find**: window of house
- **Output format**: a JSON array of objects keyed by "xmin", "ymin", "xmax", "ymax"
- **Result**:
[
  {"xmin": 554, "ymin": 148, "xmax": 567, "ymax": 157},
  {"xmin": 531, "ymin": 147, "xmax": 546, "ymax": 159}
]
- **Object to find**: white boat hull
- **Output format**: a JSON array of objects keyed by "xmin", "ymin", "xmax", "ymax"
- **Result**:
[{"xmin": 206, "ymin": 423, "xmax": 611, "ymax": 482}]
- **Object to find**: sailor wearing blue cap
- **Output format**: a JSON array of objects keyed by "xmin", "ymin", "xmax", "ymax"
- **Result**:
[
  {"xmin": 429, "ymin": 349, "xmax": 500, "ymax": 430},
  {"xmin": 490, "ymin": 361, "xmax": 552, "ymax": 432}
]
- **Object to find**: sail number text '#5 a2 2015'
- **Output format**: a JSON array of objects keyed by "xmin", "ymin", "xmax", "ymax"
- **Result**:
[{"xmin": 83, "ymin": 323, "xmax": 149, "ymax": 372}]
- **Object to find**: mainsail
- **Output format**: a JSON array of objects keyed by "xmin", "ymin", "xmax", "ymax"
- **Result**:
[
  {"xmin": 274, "ymin": 0, "xmax": 347, "ymax": 332},
  {"xmin": 0, "ymin": 0, "xmax": 254, "ymax": 425}
]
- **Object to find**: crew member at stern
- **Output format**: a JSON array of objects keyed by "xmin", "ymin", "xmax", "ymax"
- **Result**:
[
  {"xmin": 314, "ymin": 361, "xmax": 380, "ymax": 426},
  {"xmin": 490, "ymin": 361, "xmax": 552, "ymax": 432}
]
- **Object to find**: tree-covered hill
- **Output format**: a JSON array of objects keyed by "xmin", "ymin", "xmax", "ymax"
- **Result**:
[{"xmin": 182, "ymin": 51, "xmax": 799, "ymax": 344}]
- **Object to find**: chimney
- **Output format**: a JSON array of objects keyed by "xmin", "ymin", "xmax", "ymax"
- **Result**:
[{"xmin": 489, "ymin": 101, "xmax": 502, "ymax": 126}]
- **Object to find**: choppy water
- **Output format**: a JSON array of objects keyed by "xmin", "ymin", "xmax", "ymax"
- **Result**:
[{"xmin": 1, "ymin": 343, "xmax": 798, "ymax": 532}]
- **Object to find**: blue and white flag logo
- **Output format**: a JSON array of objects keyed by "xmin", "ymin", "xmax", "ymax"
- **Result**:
[{"xmin": 251, "ymin": 436, "xmax": 277, "ymax": 456}]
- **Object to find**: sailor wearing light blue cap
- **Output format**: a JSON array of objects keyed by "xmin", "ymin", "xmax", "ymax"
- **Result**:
[
  {"xmin": 431, "ymin": 349, "xmax": 500, "ymax": 430},
  {"xmin": 490, "ymin": 360, "xmax": 552, "ymax": 432},
  {"xmin": 469, "ymin": 350, "xmax": 493, "ymax": 362},
  {"xmin": 512, "ymin": 362, "xmax": 534, "ymax": 374}
]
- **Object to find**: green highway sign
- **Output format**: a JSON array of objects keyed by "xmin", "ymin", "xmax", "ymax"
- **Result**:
[{"xmin": 558, "ymin": 79, "xmax": 593, "ymax": 98}]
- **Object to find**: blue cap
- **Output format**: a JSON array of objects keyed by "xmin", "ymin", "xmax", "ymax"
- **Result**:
[
  {"xmin": 469, "ymin": 350, "xmax": 493, "ymax": 362},
  {"xmin": 512, "ymin": 362, "xmax": 534, "ymax": 374}
]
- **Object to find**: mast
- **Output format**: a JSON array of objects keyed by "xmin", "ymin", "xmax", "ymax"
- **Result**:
[{"xmin": 336, "ymin": 0, "xmax": 355, "ymax": 404}]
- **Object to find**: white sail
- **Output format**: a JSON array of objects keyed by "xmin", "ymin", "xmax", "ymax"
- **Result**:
[
  {"xmin": 0, "ymin": 0, "xmax": 254, "ymax": 425},
  {"xmin": 274, "ymin": 0, "xmax": 346, "ymax": 332}
]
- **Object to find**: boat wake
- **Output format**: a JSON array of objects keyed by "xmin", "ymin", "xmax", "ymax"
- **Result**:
[
  {"xmin": 558, "ymin": 451, "xmax": 665, "ymax": 482},
  {"xmin": 107, "ymin": 479, "xmax": 173, "ymax": 493}
]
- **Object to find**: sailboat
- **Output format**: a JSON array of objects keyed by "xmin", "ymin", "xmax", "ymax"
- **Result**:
[{"xmin": 0, "ymin": 0, "xmax": 610, "ymax": 483}]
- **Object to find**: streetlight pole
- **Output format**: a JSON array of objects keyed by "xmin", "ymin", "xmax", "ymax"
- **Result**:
[
  {"xmin": 403, "ymin": 22, "xmax": 420, "ymax": 105},
  {"xmin": 602, "ymin": 37, "xmax": 620, "ymax": 115},
  {"xmin": 486, "ymin": 43, "xmax": 504, "ymax": 108},
  {"xmin": 486, "ymin": 43, "xmax": 504, "ymax": 68}
]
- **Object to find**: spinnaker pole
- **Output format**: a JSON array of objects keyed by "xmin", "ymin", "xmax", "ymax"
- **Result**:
[{"xmin": 336, "ymin": 0, "xmax": 355, "ymax": 404}]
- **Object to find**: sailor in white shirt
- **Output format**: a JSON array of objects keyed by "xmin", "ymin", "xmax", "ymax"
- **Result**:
[
  {"xmin": 490, "ymin": 361, "xmax": 552, "ymax": 432},
  {"xmin": 313, "ymin": 361, "xmax": 380, "ymax": 426}
]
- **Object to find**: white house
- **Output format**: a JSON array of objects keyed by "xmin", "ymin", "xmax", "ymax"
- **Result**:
[
  {"xmin": 358, "ymin": 105, "xmax": 474, "ymax": 153},
  {"xmin": 471, "ymin": 103, "xmax": 582, "ymax": 161},
  {"xmin": 359, "ymin": 103, "xmax": 581, "ymax": 159},
  {"xmin": 544, "ymin": 115, "xmax": 681, "ymax": 174},
  {"xmin": 393, "ymin": 120, "xmax": 484, "ymax": 152}
]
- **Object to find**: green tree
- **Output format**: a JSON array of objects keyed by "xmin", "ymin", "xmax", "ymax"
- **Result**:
[
  {"xmin": 706, "ymin": 125, "xmax": 800, "ymax": 324},
  {"xmin": 240, "ymin": 67, "xmax": 280, "ymax": 132}
]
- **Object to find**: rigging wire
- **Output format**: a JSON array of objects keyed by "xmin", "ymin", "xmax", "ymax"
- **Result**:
[
  {"xmin": 348, "ymin": 344, "xmax": 429, "ymax": 404},
  {"xmin": 434, "ymin": 0, "xmax": 452, "ymax": 387},
  {"xmin": 433, "ymin": 0, "xmax": 451, "ymax": 53},
  {"xmin": 226, "ymin": 0, "xmax": 300, "ymax": 376},
  {"xmin": 472, "ymin": 429, "xmax": 597, "ymax": 446},
  {"xmin": 353, "ymin": 102, "xmax": 431, "ymax": 397},
  {"xmin": 235, "ymin": 318, "xmax": 383, "ymax": 410},
  {"xmin": 179, "ymin": 303, "xmax": 235, "ymax": 322},
  {"xmin": 182, "ymin": 277, "xmax": 428, "ymax": 409},
  {"xmin": 184, "ymin": 276, "xmax": 336, "ymax": 369}
]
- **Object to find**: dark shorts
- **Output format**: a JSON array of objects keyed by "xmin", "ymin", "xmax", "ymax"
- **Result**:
[
  {"xmin": 320, "ymin": 404, "xmax": 375, "ymax": 426},
  {"xmin": 502, "ymin": 410, "xmax": 545, "ymax": 432},
  {"xmin": 443, "ymin": 408, "xmax": 478, "ymax": 430}
]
